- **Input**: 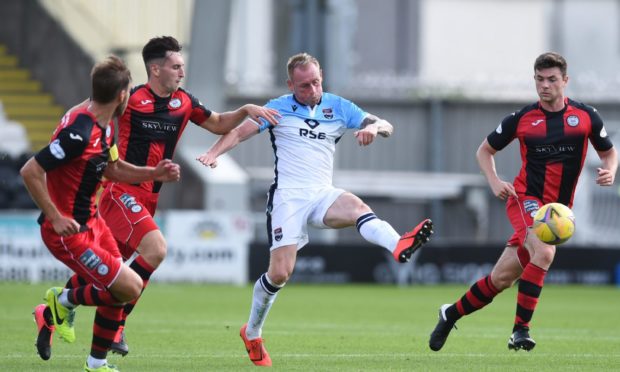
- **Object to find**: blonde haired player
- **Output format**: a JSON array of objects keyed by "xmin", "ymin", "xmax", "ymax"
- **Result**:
[{"xmin": 198, "ymin": 52, "xmax": 433, "ymax": 366}]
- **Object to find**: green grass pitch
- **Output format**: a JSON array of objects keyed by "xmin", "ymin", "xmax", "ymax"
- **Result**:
[{"xmin": 2, "ymin": 283, "xmax": 619, "ymax": 371}]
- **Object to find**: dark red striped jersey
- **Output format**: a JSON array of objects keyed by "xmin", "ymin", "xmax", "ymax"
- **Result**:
[
  {"xmin": 35, "ymin": 107, "xmax": 117, "ymax": 229},
  {"xmin": 116, "ymin": 84, "xmax": 212, "ymax": 193},
  {"xmin": 487, "ymin": 97, "xmax": 614, "ymax": 207}
]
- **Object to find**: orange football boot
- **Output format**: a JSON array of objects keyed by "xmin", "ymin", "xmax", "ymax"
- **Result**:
[
  {"xmin": 393, "ymin": 218, "xmax": 433, "ymax": 262},
  {"xmin": 240, "ymin": 323, "xmax": 272, "ymax": 367}
]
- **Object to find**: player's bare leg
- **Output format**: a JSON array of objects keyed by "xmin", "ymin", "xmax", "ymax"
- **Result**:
[{"xmin": 111, "ymin": 230, "xmax": 165, "ymax": 356}]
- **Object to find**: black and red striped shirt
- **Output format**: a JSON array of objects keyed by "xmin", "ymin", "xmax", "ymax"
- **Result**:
[
  {"xmin": 116, "ymin": 84, "xmax": 211, "ymax": 193},
  {"xmin": 35, "ymin": 108, "xmax": 116, "ymax": 228},
  {"xmin": 487, "ymin": 98, "xmax": 614, "ymax": 207}
]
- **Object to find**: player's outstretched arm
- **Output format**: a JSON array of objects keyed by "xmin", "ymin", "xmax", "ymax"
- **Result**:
[
  {"xmin": 199, "ymin": 104, "xmax": 280, "ymax": 135},
  {"xmin": 595, "ymin": 147, "xmax": 618, "ymax": 186},
  {"xmin": 196, "ymin": 119, "xmax": 260, "ymax": 168},
  {"xmin": 354, "ymin": 114, "xmax": 393, "ymax": 146},
  {"xmin": 105, "ymin": 159, "xmax": 181, "ymax": 184},
  {"xmin": 20, "ymin": 157, "xmax": 80, "ymax": 236}
]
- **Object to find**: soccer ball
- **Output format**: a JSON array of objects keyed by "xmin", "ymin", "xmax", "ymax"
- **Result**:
[{"xmin": 532, "ymin": 203, "xmax": 575, "ymax": 245}]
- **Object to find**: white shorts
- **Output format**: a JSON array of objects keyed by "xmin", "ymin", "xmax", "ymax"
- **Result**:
[{"xmin": 267, "ymin": 186, "xmax": 345, "ymax": 251}]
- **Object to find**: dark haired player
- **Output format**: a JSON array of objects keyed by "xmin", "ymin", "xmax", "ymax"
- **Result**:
[
  {"xmin": 84, "ymin": 36, "xmax": 278, "ymax": 355},
  {"xmin": 23, "ymin": 56, "xmax": 181, "ymax": 371},
  {"xmin": 429, "ymin": 52, "xmax": 617, "ymax": 352}
]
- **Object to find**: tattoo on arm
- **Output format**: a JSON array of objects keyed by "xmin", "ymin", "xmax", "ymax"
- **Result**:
[
  {"xmin": 360, "ymin": 115, "xmax": 379, "ymax": 129},
  {"xmin": 361, "ymin": 114, "xmax": 392, "ymax": 137}
]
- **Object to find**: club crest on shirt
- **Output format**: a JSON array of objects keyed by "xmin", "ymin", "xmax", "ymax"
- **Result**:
[
  {"xmin": 169, "ymin": 98, "xmax": 182, "ymax": 109},
  {"xmin": 274, "ymin": 227, "xmax": 283, "ymax": 242},
  {"xmin": 566, "ymin": 115, "xmax": 579, "ymax": 127},
  {"xmin": 322, "ymin": 108, "xmax": 333, "ymax": 119},
  {"xmin": 97, "ymin": 264, "xmax": 109, "ymax": 276}
]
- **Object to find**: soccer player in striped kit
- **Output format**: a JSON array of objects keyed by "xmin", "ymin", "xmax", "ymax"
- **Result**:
[
  {"xmin": 58, "ymin": 36, "xmax": 280, "ymax": 357},
  {"xmin": 429, "ymin": 52, "xmax": 617, "ymax": 352},
  {"xmin": 197, "ymin": 52, "xmax": 434, "ymax": 366},
  {"xmin": 22, "ymin": 56, "xmax": 181, "ymax": 371}
]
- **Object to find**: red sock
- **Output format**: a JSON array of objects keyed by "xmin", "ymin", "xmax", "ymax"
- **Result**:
[
  {"xmin": 514, "ymin": 263, "xmax": 547, "ymax": 330},
  {"xmin": 122, "ymin": 255, "xmax": 156, "ymax": 322},
  {"xmin": 67, "ymin": 284, "xmax": 120, "ymax": 306},
  {"xmin": 448, "ymin": 275, "xmax": 500, "ymax": 321},
  {"xmin": 90, "ymin": 305, "xmax": 123, "ymax": 359},
  {"xmin": 64, "ymin": 274, "xmax": 87, "ymax": 289}
]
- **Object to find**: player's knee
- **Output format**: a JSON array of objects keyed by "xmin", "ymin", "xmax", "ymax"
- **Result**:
[
  {"xmin": 268, "ymin": 270, "xmax": 290, "ymax": 285},
  {"xmin": 532, "ymin": 247, "xmax": 555, "ymax": 267},
  {"xmin": 268, "ymin": 265, "xmax": 293, "ymax": 285},
  {"xmin": 139, "ymin": 234, "xmax": 167, "ymax": 268},
  {"xmin": 113, "ymin": 272, "xmax": 143, "ymax": 303},
  {"xmin": 353, "ymin": 200, "xmax": 371, "ymax": 217},
  {"xmin": 490, "ymin": 272, "xmax": 515, "ymax": 291},
  {"xmin": 127, "ymin": 275, "xmax": 143, "ymax": 300}
]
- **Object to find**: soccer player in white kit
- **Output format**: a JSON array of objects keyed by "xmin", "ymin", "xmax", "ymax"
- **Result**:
[{"xmin": 197, "ymin": 53, "xmax": 433, "ymax": 366}]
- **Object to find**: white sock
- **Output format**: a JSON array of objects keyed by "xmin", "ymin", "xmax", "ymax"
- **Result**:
[
  {"xmin": 58, "ymin": 289, "xmax": 76, "ymax": 309},
  {"xmin": 357, "ymin": 215, "xmax": 400, "ymax": 252},
  {"xmin": 246, "ymin": 273, "xmax": 283, "ymax": 340},
  {"xmin": 86, "ymin": 355, "xmax": 107, "ymax": 369}
]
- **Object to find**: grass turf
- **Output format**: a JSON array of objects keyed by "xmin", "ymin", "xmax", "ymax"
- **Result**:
[{"xmin": 1, "ymin": 283, "xmax": 619, "ymax": 371}]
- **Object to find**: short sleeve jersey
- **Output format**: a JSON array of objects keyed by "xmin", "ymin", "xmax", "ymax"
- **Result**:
[
  {"xmin": 487, "ymin": 98, "xmax": 613, "ymax": 207},
  {"xmin": 255, "ymin": 93, "xmax": 367, "ymax": 188},
  {"xmin": 116, "ymin": 84, "xmax": 212, "ymax": 193},
  {"xmin": 35, "ymin": 108, "xmax": 118, "ymax": 228}
]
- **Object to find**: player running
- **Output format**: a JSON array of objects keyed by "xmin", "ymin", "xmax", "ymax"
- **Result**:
[
  {"xmin": 23, "ymin": 56, "xmax": 180, "ymax": 371},
  {"xmin": 53, "ymin": 36, "xmax": 280, "ymax": 357}
]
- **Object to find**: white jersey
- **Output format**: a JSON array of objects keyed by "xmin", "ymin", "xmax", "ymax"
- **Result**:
[{"xmin": 256, "ymin": 93, "xmax": 367, "ymax": 189}]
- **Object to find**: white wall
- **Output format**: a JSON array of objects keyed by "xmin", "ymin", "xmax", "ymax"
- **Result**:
[
  {"xmin": 420, "ymin": 0, "xmax": 546, "ymax": 93},
  {"xmin": 39, "ymin": 0, "xmax": 194, "ymax": 84}
]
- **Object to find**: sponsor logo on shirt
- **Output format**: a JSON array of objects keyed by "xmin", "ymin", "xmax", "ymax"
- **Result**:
[
  {"xmin": 534, "ymin": 144, "xmax": 576, "ymax": 154},
  {"xmin": 141, "ymin": 121, "xmax": 179, "ymax": 133},
  {"xmin": 119, "ymin": 193, "xmax": 143, "ymax": 213},
  {"xmin": 79, "ymin": 248, "xmax": 102, "ymax": 270},
  {"xmin": 304, "ymin": 119, "xmax": 320, "ymax": 129},
  {"xmin": 300, "ymin": 119, "xmax": 326, "ymax": 139},
  {"xmin": 495, "ymin": 123, "xmax": 502, "ymax": 134},
  {"xmin": 50, "ymin": 139, "xmax": 65, "ymax": 159},
  {"xmin": 523, "ymin": 199, "xmax": 540, "ymax": 217},
  {"xmin": 531, "ymin": 119, "xmax": 544, "ymax": 126},
  {"xmin": 69, "ymin": 132, "xmax": 83, "ymax": 141}
]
